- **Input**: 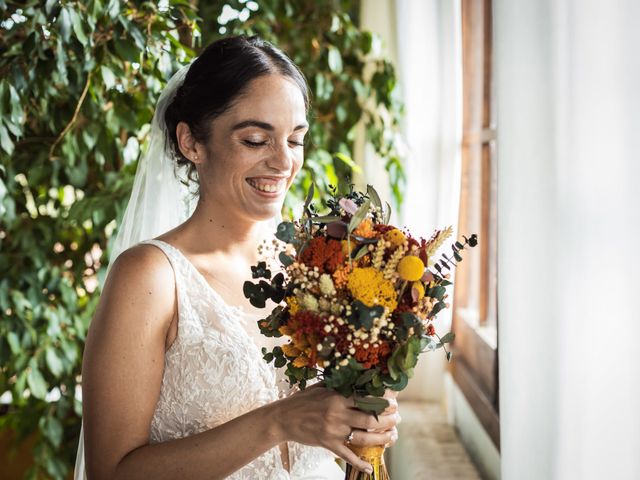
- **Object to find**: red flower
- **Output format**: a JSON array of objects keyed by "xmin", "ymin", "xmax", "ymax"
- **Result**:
[{"xmin": 426, "ymin": 324, "xmax": 436, "ymax": 336}]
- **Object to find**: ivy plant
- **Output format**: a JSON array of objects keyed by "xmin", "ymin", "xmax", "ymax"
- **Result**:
[{"xmin": 0, "ymin": 1, "xmax": 403, "ymax": 478}]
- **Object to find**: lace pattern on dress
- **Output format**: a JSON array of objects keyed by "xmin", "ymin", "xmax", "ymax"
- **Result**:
[{"xmin": 142, "ymin": 240, "xmax": 338, "ymax": 479}]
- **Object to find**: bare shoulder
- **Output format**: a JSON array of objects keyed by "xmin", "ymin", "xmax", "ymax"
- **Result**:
[
  {"xmin": 104, "ymin": 243, "xmax": 175, "ymax": 297},
  {"xmin": 90, "ymin": 243, "xmax": 177, "ymax": 336}
]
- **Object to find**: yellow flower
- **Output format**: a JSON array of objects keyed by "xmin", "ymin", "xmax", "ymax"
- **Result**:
[
  {"xmin": 285, "ymin": 296, "xmax": 299, "ymax": 315},
  {"xmin": 397, "ymin": 255, "xmax": 425, "ymax": 281},
  {"xmin": 347, "ymin": 267, "xmax": 398, "ymax": 312},
  {"xmin": 384, "ymin": 228, "xmax": 406, "ymax": 248},
  {"xmin": 282, "ymin": 343, "xmax": 302, "ymax": 358}
]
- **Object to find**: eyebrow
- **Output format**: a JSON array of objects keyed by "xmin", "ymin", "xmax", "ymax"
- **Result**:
[{"xmin": 231, "ymin": 119, "xmax": 309, "ymax": 132}]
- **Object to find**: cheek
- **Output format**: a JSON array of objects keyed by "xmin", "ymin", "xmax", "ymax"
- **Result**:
[{"xmin": 292, "ymin": 151, "xmax": 304, "ymax": 175}]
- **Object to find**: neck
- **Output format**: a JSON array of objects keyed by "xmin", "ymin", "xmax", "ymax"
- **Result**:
[{"xmin": 179, "ymin": 196, "xmax": 276, "ymax": 263}]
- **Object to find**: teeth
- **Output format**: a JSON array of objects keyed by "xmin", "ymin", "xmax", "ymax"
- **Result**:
[{"xmin": 247, "ymin": 178, "xmax": 283, "ymax": 193}]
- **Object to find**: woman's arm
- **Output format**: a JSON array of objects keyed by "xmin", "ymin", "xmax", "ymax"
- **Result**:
[
  {"xmin": 82, "ymin": 244, "xmax": 294, "ymax": 479},
  {"xmin": 82, "ymin": 244, "xmax": 394, "ymax": 479}
]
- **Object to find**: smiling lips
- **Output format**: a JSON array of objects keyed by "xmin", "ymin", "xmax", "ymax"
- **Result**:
[{"xmin": 246, "ymin": 176, "xmax": 287, "ymax": 194}]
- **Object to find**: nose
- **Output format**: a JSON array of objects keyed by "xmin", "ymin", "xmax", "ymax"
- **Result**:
[{"xmin": 266, "ymin": 140, "xmax": 294, "ymax": 173}]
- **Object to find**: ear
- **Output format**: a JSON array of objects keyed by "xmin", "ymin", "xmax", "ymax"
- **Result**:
[{"xmin": 176, "ymin": 121, "xmax": 204, "ymax": 164}]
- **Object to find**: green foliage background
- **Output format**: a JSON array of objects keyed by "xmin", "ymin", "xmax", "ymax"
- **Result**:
[{"xmin": 0, "ymin": 1, "xmax": 403, "ymax": 478}]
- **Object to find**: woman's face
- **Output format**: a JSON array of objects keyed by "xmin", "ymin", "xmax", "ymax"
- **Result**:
[{"xmin": 196, "ymin": 74, "xmax": 308, "ymax": 223}]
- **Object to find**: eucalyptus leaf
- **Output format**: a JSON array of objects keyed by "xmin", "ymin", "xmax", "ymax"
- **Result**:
[
  {"xmin": 354, "ymin": 395, "xmax": 389, "ymax": 415},
  {"xmin": 279, "ymin": 251, "xmax": 294, "ymax": 267},
  {"xmin": 304, "ymin": 183, "xmax": 315, "ymax": 212},
  {"xmin": 439, "ymin": 332, "xmax": 455, "ymax": 344},
  {"xmin": 275, "ymin": 222, "xmax": 296, "ymax": 243},
  {"xmin": 355, "ymin": 369, "xmax": 377, "ymax": 386},
  {"xmin": 348, "ymin": 199, "xmax": 370, "ymax": 232},
  {"xmin": 366, "ymin": 184, "xmax": 382, "ymax": 212}
]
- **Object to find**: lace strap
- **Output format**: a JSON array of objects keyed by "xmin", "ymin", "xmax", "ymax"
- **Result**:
[{"xmin": 138, "ymin": 239, "xmax": 187, "ymax": 332}]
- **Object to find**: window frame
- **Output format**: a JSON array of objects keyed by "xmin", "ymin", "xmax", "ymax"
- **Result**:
[{"xmin": 450, "ymin": 0, "xmax": 500, "ymax": 451}]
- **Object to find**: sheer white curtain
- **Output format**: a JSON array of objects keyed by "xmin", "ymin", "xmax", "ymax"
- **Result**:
[
  {"xmin": 496, "ymin": 1, "xmax": 640, "ymax": 478},
  {"xmin": 358, "ymin": 0, "xmax": 461, "ymax": 400},
  {"xmin": 394, "ymin": 0, "xmax": 462, "ymax": 401}
]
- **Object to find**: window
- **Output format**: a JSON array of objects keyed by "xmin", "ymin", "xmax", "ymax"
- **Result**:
[{"xmin": 451, "ymin": 0, "xmax": 500, "ymax": 449}]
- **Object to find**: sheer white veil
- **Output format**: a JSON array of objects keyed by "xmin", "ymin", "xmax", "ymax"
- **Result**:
[{"xmin": 73, "ymin": 61, "xmax": 195, "ymax": 480}]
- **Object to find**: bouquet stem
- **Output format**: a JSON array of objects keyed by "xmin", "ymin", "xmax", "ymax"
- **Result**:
[{"xmin": 345, "ymin": 445, "xmax": 390, "ymax": 480}]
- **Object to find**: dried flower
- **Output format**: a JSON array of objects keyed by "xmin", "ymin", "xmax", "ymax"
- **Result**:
[
  {"xmin": 397, "ymin": 255, "xmax": 425, "ymax": 281},
  {"xmin": 347, "ymin": 267, "xmax": 398, "ymax": 312}
]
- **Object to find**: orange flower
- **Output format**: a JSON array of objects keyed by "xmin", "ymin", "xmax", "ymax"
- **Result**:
[
  {"xmin": 300, "ymin": 236, "xmax": 345, "ymax": 274},
  {"xmin": 333, "ymin": 263, "xmax": 353, "ymax": 289},
  {"xmin": 354, "ymin": 341, "xmax": 392, "ymax": 369},
  {"xmin": 353, "ymin": 218, "xmax": 376, "ymax": 238}
]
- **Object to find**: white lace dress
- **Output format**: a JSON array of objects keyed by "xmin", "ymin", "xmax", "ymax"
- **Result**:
[{"xmin": 142, "ymin": 239, "xmax": 344, "ymax": 479}]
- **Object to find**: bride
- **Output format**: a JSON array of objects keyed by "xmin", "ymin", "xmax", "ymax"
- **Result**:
[{"xmin": 74, "ymin": 36, "xmax": 399, "ymax": 479}]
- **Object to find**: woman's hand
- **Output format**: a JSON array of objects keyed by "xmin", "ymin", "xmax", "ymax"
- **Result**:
[{"xmin": 273, "ymin": 385, "xmax": 401, "ymax": 475}]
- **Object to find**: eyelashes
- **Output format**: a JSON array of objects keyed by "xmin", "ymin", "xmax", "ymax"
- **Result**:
[{"xmin": 242, "ymin": 139, "xmax": 304, "ymax": 148}]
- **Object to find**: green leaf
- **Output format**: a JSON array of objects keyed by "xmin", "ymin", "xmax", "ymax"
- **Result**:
[
  {"xmin": 45, "ymin": 348, "xmax": 64, "ymax": 377},
  {"xmin": 69, "ymin": 8, "xmax": 89, "ymax": 46},
  {"xmin": 40, "ymin": 415, "xmax": 63, "ymax": 448},
  {"xmin": 275, "ymin": 222, "xmax": 296, "ymax": 243},
  {"xmin": 0, "ymin": 124, "xmax": 14, "ymax": 155},
  {"xmin": 7, "ymin": 331, "xmax": 20, "ymax": 355},
  {"xmin": 354, "ymin": 395, "xmax": 389, "ymax": 415},
  {"xmin": 366, "ymin": 184, "xmax": 382, "ymax": 212},
  {"xmin": 355, "ymin": 369, "xmax": 376, "ymax": 386},
  {"xmin": 58, "ymin": 7, "xmax": 71, "ymax": 43},
  {"xmin": 114, "ymin": 38, "xmax": 139, "ymax": 63},
  {"xmin": 335, "ymin": 152, "xmax": 362, "ymax": 172},
  {"xmin": 383, "ymin": 201, "xmax": 392, "ymax": 224},
  {"xmin": 439, "ymin": 332, "xmax": 455, "ymax": 344},
  {"xmin": 304, "ymin": 183, "xmax": 314, "ymax": 212},
  {"xmin": 352, "ymin": 245, "xmax": 369, "ymax": 261},
  {"xmin": 327, "ymin": 46, "xmax": 343, "ymax": 73},
  {"xmin": 101, "ymin": 66, "xmax": 116, "ymax": 90},
  {"xmin": 278, "ymin": 251, "xmax": 294, "ymax": 267},
  {"xmin": 27, "ymin": 366, "xmax": 48, "ymax": 400},
  {"xmin": 348, "ymin": 199, "xmax": 370, "ymax": 232}
]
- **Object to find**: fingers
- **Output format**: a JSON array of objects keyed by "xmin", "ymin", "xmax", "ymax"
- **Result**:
[
  {"xmin": 347, "ymin": 427, "xmax": 398, "ymax": 447},
  {"xmin": 383, "ymin": 389, "xmax": 399, "ymax": 399},
  {"xmin": 349, "ymin": 410, "xmax": 400, "ymax": 432},
  {"xmin": 381, "ymin": 397, "xmax": 398, "ymax": 415},
  {"xmin": 334, "ymin": 444, "xmax": 374, "ymax": 475}
]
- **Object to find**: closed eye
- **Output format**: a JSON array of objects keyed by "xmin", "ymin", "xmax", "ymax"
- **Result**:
[
  {"xmin": 243, "ymin": 140, "xmax": 268, "ymax": 148},
  {"xmin": 289, "ymin": 140, "xmax": 304, "ymax": 147}
]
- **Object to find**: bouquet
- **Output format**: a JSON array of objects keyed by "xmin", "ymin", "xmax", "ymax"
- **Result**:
[{"xmin": 243, "ymin": 184, "xmax": 477, "ymax": 480}]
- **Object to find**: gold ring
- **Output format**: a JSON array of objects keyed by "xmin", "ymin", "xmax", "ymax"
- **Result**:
[{"xmin": 345, "ymin": 429, "xmax": 355, "ymax": 445}]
